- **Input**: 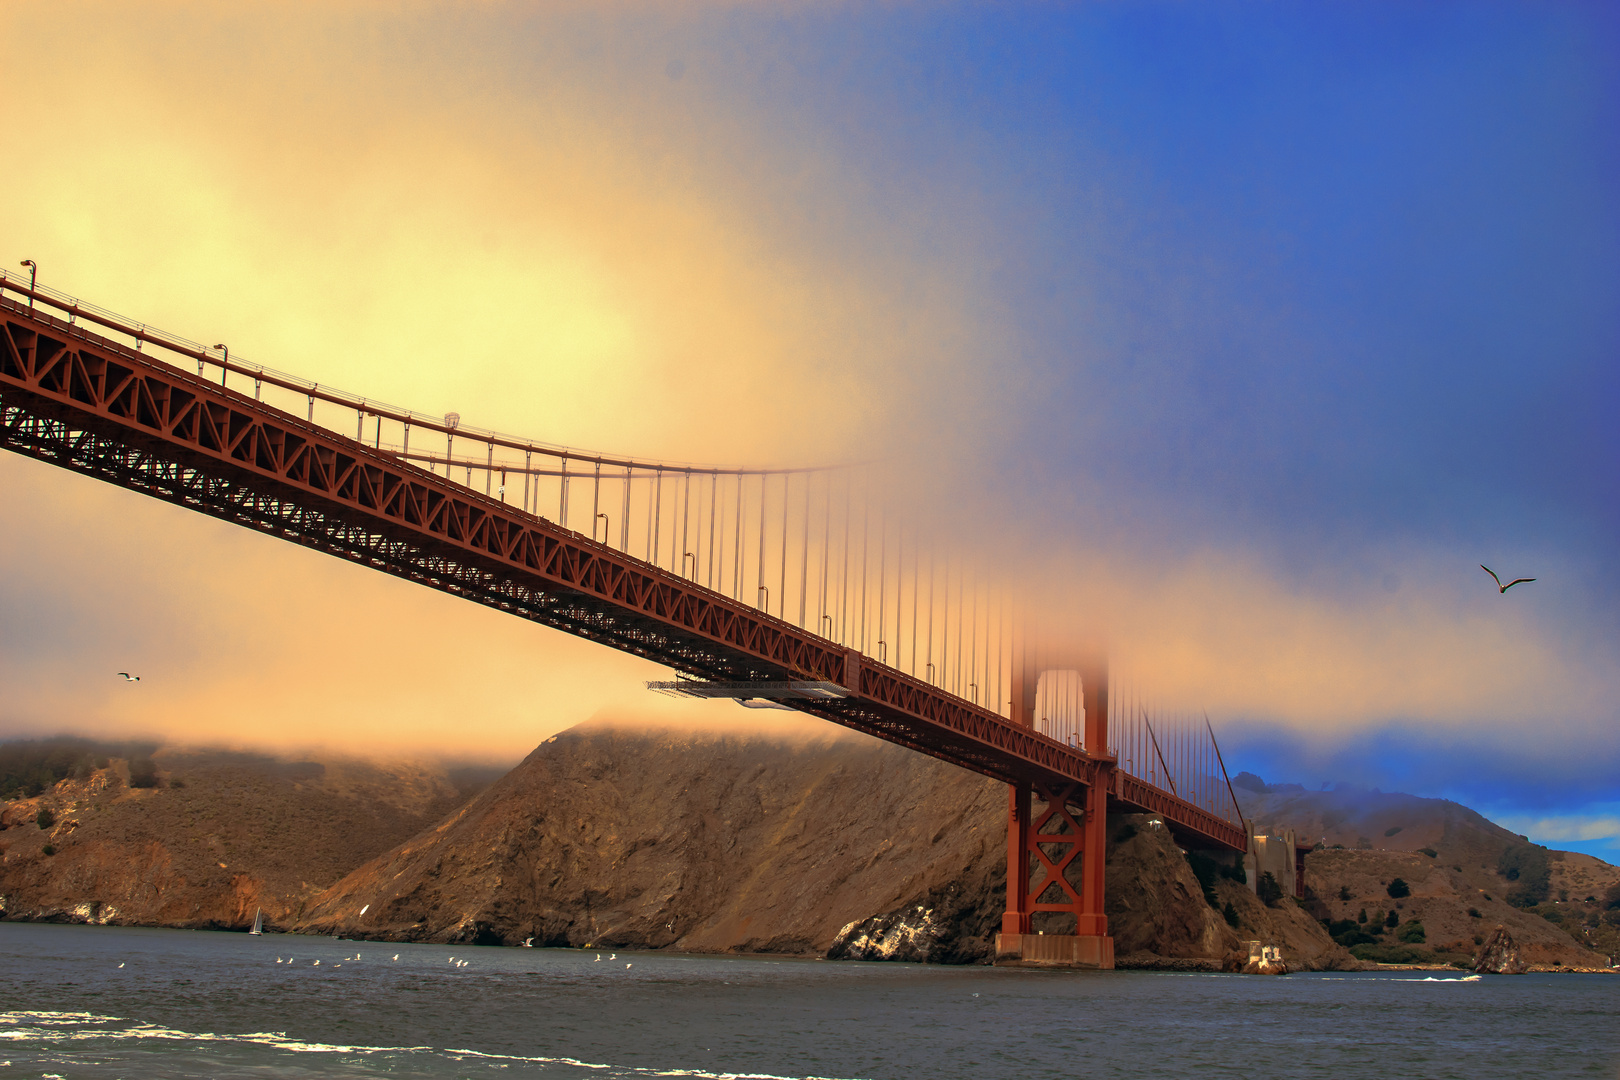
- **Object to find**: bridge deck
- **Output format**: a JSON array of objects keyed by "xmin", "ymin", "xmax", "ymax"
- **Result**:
[{"xmin": 0, "ymin": 292, "xmax": 1245, "ymax": 851}]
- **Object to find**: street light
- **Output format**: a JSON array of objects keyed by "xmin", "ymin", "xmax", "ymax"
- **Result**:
[
  {"xmin": 443, "ymin": 412, "xmax": 460, "ymax": 479},
  {"xmin": 214, "ymin": 344, "xmax": 229, "ymax": 386},
  {"xmin": 19, "ymin": 260, "xmax": 36, "ymax": 307}
]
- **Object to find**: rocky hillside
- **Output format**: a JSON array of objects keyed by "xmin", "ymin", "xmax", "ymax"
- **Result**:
[
  {"xmin": 0, "ymin": 745, "xmax": 486, "ymax": 928},
  {"xmin": 14, "ymin": 728, "xmax": 1600, "ymax": 972},
  {"xmin": 1236, "ymin": 776, "xmax": 1619, "ymax": 968},
  {"xmin": 294, "ymin": 723, "xmax": 1009, "ymax": 955},
  {"xmin": 294, "ymin": 722, "xmax": 1349, "ymax": 969}
]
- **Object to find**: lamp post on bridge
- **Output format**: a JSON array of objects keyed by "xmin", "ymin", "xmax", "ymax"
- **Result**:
[
  {"xmin": 444, "ymin": 412, "xmax": 460, "ymax": 480},
  {"xmin": 19, "ymin": 260, "xmax": 36, "ymax": 308}
]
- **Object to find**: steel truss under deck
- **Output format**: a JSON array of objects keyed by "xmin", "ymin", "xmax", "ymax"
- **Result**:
[{"xmin": 0, "ymin": 293, "xmax": 1245, "ymax": 854}]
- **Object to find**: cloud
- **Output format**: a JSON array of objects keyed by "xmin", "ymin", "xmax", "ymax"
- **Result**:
[
  {"xmin": 1, "ymin": 2, "xmax": 1616, "ymax": 805},
  {"xmin": 1497, "ymin": 814, "xmax": 1620, "ymax": 844}
]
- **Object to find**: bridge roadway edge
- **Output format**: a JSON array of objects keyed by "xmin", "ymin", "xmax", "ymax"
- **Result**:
[{"xmin": 0, "ymin": 294, "xmax": 1245, "ymax": 861}]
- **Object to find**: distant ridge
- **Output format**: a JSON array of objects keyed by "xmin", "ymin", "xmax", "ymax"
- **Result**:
[{"xmin": 1233, "ymin": 773, "xmax": 1619, "ymax": 966}]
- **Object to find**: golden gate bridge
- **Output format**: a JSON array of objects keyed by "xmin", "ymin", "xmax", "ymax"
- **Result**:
[{"xmin": 0, "ymin": 267, "xmax": 1249, "ymax": 968}]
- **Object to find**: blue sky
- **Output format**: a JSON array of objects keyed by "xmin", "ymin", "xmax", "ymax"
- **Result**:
[
  {"xmin": 2, "ymin": 1, "xmax": 1616, "ymax": 857},
  {"xmin": 663, "ymin": 1, "xmax": 1620, "ymax": 852}
]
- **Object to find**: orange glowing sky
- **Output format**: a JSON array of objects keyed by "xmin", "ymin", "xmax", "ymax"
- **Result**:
[{"xmin": 2, "ymin": 2, "xmax": 1616, "ymax": 849}]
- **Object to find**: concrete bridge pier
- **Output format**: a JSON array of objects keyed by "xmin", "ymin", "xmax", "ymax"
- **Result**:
[{"xmin": 995, "ymin": 657, "xmax": 1115, "ymax": 969}]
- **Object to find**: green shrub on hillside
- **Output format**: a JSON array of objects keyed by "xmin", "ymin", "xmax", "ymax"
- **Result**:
[
  {"xmin": 1498, "ymin": 843, "xmax": 1551, "ymax": 907},
  {"xmin": 1396, "ymin": 919, "xmax": 1426, "ymax": 943},
  {"xmin": 1223, "ymin": 902, "xmax": 1239, "ymax": 928},
  {"xmin": 1325, "ymin": 918, "xmax": 1379, "ymax": 947},
  {"xmin": 128, "ymin": 757, "xmax": 161, "ymax": 789},
  {"xmin": 35, "ymin": 807, "xmax": 56, "ymax": 828},
  {"xmin": 1350, "ymin": 943, "xmax": 1431, "ymax": 964},
  {"xmin": 1387, "ymin": 878, "xmax": 1410, "ymax": 899},
  {"xmin": 1418, "ymin": 847, "xmax": 1437, "ymax": 858},
  {"xmin": 1257, "ymin": 872, "xmax": 1284, "ymax": 907},
  {"xmin": 1385, "ymin": 909, "xmax": 1399, "ymax": 929},
  {"xmin": 1384, "ymin": 826, "xmax": 1403, "ymax": 837}
]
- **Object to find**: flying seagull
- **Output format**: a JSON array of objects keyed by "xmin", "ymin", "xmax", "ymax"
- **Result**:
[
  {"xmin": 1481, "ymin": 566, "xmax": 1535, "ymax": 593},
  {"xmin": 116, "ymin": 672, "xmax": 140, "ymax": 682}
]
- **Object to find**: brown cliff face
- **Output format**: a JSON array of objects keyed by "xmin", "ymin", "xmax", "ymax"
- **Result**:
[
  {"xmin": 1104, "ymin": 817, "xmax": 1355, "ymax": 971},
  {"xmin": 294, "ymin": 723, "xmax": 1010, "ymax": 954},
  {"xmin": 293, "ymin": 723, "xmax": 1348, "ymax": 968},
  {"xmin": 0, "ymin": 749, "xmax": 474, "ymax": 928}
]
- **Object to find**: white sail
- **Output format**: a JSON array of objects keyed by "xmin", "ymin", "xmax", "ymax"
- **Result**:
[{"xmin": 250, "ymin": 908, "xmax": 264, "ymax": 935}]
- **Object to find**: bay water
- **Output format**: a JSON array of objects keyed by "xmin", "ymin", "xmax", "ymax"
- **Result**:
[{"xmin": 2, "ymin": 922, "xmax": 1617, "ymax": 1079}]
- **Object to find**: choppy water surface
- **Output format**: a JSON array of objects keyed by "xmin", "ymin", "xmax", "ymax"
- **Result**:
[{"xmin": 2, "ymin": 923, "xmax": 1617, "ymax": 1079}]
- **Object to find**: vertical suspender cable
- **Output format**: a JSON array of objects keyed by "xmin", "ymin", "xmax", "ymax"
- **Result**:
[
  {"xmin": 707, "ymin": 472, "xmax": 717, "ymax": 589},
  {"xmin": 839, "ymin": 476, "xmax": 850, "ymax": 644},
  {"xmin": 819, "ymin": 474, "xmax": 831, "ymax": 633},
  {"xmin": 858, "ymin": 471, "xmax": 870, "ymax": 655},
  {"xmin": 799, "ymin": 473, "xmax": 811, "ymax": 628},
  {"xmin": 875, "ymin": 502, "xmax": 887, "ymax": 663},
  {"xmin": 954, "ymin": 558, "xmax": 964, "ymax": 696},
  {"xmin": 559, "ymin": 455, "xmax": 569, "ymax": 528},
  {"xmin": 732, "ymin": 473, "xmax": 743, "ymax": 600},
  {"xmin": 620, "ymin": 468, "xmax": 632, "ymax": 550},
  {"xmin": 756, "ymin": 473, "xmax": 768, "ymax": 610},
  {"xmin": 778, "ymin": 473, "xmax": 788, "ymax": 618},
  {"xmin": 909, "ymin": 528, "xmax": 919, "ymax": 677},
  {"xmin": 638, "ymin": 469, "xmax": 651, "ymax": 563},
  {"xmin": 680, "ymin": 472, "xmax": 691, "ymax": 575},
  {"xmin": 968, "ymin": 572, "xmax": 978, "ymax": 704},
  {"xmin": 652, "ymin": 469, "xmax": 663, "ymax": 568},
  {"xmin": 926, "ymin": 547, "xmax": 935, "ymax": 683},
  {"xmin": 592, "ymin": 462, "xmax": 602, "ymax": 540}
]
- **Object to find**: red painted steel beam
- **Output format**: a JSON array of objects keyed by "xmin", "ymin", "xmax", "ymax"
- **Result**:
[{"xmin": 0, "ymin": 295, "xmax": 1245, "ymax": 851}]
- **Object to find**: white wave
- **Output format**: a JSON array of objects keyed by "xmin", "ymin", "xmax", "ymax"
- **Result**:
[
  {"xmin": 1311, "ymin": 975, "xmax": 1483, "ymax": 983},
  {"xmin": 447, "ymin": 1047, "xmax": 871, "ymax": 1079},
  {"xmin": 0, "ymin": 1011, "xmax": 119, "ymax": 1024},
  {"xmin": 2, "ymin": 1011, "xmax": 872, "ymax": 1080},
  {"xmin": 0, "ymin": 1011, "xmax": 431, "ymax": 1054}
]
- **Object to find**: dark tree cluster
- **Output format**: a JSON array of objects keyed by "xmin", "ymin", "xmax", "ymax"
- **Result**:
[
  {"xmin": 1187, "ymin": 851, "xmax": 1248, "ymax": 909},
  {"xmin": 0, "ymin": 737, "xmax": 154, "ymax": 800},
  {"xmin": 1497, "ymin": 843, "xmax": 1552, "ymax": 907}
]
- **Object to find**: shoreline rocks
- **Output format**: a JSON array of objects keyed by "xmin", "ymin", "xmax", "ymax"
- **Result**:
[{"xmin": 1474, "ymin": 925, "xmax": 1528, "ymax": 974}]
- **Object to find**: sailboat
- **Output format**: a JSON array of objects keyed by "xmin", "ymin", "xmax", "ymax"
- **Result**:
[{"xmin": 249, "ymin": 908, "xmax": 264, "ymax": 936}]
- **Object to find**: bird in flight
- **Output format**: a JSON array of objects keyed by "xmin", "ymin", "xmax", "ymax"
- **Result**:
[
  {"xmin": 116, "ymin": 672, "xmax": 141, "ymax": 682},
  {"xmin": 1481, "ymin": 566, "xmax": 1535, "ymax": 594}
]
